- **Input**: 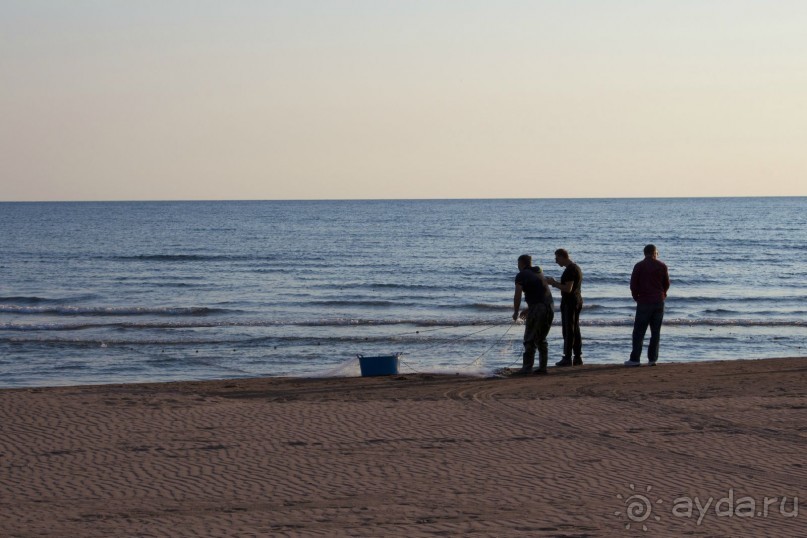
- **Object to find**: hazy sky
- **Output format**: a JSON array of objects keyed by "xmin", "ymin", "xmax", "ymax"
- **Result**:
[{"xmin": 2, "ymin": 1, "xmax": 805, "ymax": 201}]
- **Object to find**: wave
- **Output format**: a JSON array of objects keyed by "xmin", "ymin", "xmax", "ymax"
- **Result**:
[
  {"xmin": 3, "ymin": 319, "xmax": 803, "ymax": 351},
  {"xmin": 0, "ymin": 295, "xmax": 96, "ymax": 305},
  {"xmin": 582, "ymin": 318, "xmax": 807, "ymax": 328},
  {"xmin": 0, "ymin": 332, "xmax": 504, "ymax": 348},
  {"xmin": 669, "ymin": 295, "xmax": 807, "ymax": 304},
  {"xmin": 0, "ymin": 305, "xmax": 228, "ymax": 316},
  {"xmin": 0, "ymin": 296, "xmax": 51, "ymax": 305},
  {"xmin": 104, "ymin": 254, "xmax": 276, "ymax": 262},
  {"xmin": 703, "ymin": 308, "xmax": 740, "ymax": 315},
  {"xmin": 582, "ymin": 304, "xmax": 608, "ymax": 311},
  {"xmin": 312, "ymin": 282, "xmax": 444, "ymax": 291},
  {"xmin": 464, "ymin": 303, "xmax": 508, "ymax": 312},
  {"xmin": 308, "ymin": 300, "xmax": 416, "ymax": 308},
  {"xmin": 102, "ymin": 254, "xmax": 331, "ymax": 264},
  {"xmin": 2, "ymin": 316, "xmax": 804, "ymax": 332},
  {"xmin": 455, "ymin": 303, "xmax": 609, "ymax": 312},
  {"xmin": 0, "ymin": 337, "xmax": 241, "ymax": 347},
  {"xmin": 0, "ymin": 318, "xmax": 525, "ymax": 332}
]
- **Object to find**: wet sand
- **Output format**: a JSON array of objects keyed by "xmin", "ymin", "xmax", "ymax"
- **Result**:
[{"xmin": 1, "ymin": 357, "xmax": 805, "ymax": 537}]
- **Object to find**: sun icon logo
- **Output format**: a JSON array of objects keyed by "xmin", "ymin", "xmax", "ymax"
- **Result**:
[{"xmin": 614, "ymin": 484, "xmax": 664, "ymax": 531}]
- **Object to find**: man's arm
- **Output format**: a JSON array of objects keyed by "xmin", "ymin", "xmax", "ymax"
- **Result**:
[
  {"xmin": 513, "ymin": 284, "xmax": 523, "ymax": 321},
  {"xmin": 552, "ymin": 280, "xmax": 574, "ymax": 293},
  {"xmin": 538, "ymin": 272, "xmax": 550, "ymax": 292},
  {"xmin": 630, "ymin": 267, "xmax": 639, "ymax": 302},
  {"xmin": 547, "ymin": 276, "xmax": 574, "ymax": 294},
  {"xmin": 662, "ymin": 264, "xmax": 670, "ymax": 298}
]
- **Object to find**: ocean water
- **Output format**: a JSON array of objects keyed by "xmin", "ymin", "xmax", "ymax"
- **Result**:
[{"xmin": 0, "ymin": 198, "xmax": 804, "ymax": 388}]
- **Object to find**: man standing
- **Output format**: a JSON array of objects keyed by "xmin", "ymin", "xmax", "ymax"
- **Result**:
[
  {"xmin": 625, "ymin": 244, "xmax": 670, "ymax": 366},
  {"xmin": 513, "ymin": 254, "xmax": 554, "ymax": 375},
  {"xmin": 546, "ymin": 249, "xmax": 583, "ymax": 367}
]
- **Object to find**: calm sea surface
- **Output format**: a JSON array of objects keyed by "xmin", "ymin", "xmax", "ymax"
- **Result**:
[{"xmin": 1, "ymin": 198, "xmax": 805, "ymax": 387}]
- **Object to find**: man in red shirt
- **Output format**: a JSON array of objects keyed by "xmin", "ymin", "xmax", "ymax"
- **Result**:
[{"xmin": 625, "ymin": 244, "xmax": 670, "ymax": 367}]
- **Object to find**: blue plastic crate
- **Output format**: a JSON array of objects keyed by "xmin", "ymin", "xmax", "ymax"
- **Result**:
[{"xmin": 357, "ymin": 354, "xmax": 401, "ymax": 377}]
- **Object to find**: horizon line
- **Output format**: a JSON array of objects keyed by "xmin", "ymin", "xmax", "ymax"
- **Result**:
[{"xmin": 1, "ymin": 195, "xmax": 804, "ymax": 204}]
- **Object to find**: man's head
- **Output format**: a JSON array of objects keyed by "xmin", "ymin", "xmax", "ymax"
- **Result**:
[
  {"xmin": 644, "ymin": 244, "xmax": 658, "ymax": 259},
  {"xmin": 554, "ymin": 249, "xmax": 570, "ymax": 267},
  {"xmin": 517, "ymin": 254, "xmax": 532, "ymax": 270}
]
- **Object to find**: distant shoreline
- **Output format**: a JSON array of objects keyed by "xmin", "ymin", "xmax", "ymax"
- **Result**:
[{"xmin": 0, "ymin": 355, "xmax": 804, "ymax": 392}]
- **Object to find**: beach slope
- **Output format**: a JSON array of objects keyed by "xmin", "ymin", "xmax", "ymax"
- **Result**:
[{"xmin": 1, "ymin": 357, "xmax": 805, "ymax": 537}]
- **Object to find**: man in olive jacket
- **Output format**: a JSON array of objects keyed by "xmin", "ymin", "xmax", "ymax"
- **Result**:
[{"xmin": 513, "ymin": 254, "xmax": 554, "ymax": 375}]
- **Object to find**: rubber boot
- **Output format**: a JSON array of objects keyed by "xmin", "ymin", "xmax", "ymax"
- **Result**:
[
  {"xmin": 518, "ymin": 353, "xmax": 534, "ymax": 375},
  {"xmin": 534, "ymin": 355, "xmax": 548, "ymax": 375}
]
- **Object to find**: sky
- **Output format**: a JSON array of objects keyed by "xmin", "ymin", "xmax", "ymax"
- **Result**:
[{"xmin": 1, "ymin": 1, "xmax": 805, "ymax": 201}]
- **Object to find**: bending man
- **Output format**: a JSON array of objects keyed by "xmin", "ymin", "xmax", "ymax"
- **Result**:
[{"xmin": 513, "ymin": 254, "xmax": 554, "ymax": 375}]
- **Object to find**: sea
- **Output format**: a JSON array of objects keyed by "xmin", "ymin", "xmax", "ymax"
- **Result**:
[{"xmin": 1, "ymin": 198, "xmax": 805, "ymax": 388}]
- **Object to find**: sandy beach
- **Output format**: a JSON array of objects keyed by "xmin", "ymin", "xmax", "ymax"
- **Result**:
[{"xmin": 1, "ymin": 357, "xmax": 804, "ymax": 537}]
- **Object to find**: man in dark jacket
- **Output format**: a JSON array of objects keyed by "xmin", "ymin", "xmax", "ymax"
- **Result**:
[
  {"xmin": 513, "ymin": 254, "xmax": 554, "ymax": 375},
  {"xmin": 625, "ymin": 244, "xmax": 670, "ymax": 366}
]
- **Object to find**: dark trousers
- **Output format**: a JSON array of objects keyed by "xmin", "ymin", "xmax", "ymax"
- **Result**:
[
  {"xmin": 523, "ymin": 304, "xmax": 553, "ymax": 370},
  {"xmin": 560, "ymin": 301, "xmax": 582, "ymax": 360},
  {"xmin": 630, "ymin": 302, "xmax": 665, "ymax": 362}
]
